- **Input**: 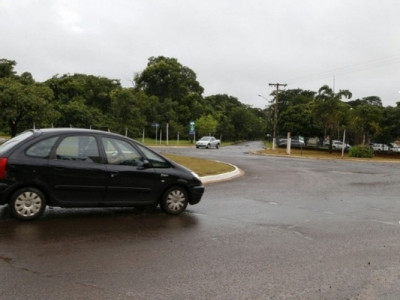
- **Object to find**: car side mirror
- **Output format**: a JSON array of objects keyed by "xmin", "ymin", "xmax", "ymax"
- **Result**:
[{"xmin": 138, "ymin": 159, "xmax": 152, "ymax": 169}]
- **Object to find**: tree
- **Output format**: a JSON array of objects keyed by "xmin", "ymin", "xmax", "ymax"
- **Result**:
[
  {"xmin": 134, "ymin": 56, "xmax": 204, "ymax": 102},
  {"xmin": 314, "ymin": 85, "xmax": 352, "ymax": 152},
  {"xmin": 0, "ymin": 59, "xmax": 17, "ymax": 78},
  {"xmin": 348, "ymin": 96, "xmax": 382, "ymax": 108},
  {"xmin": 196, "ymin": 114, "xmax": 218, "ymax": 136},
  {"xmin": 0, "ymin": 78, "xmax": 57, "ymax": 136},
  {"xmin": 57, "ymin": 97, "xmax": 104, "ymax": 129},
  {"xmin": 273, "ymin": 89, "xmax": 317, "ymax": 138},
  {"xmin": 279, "ymin": 102, "xmax": 318, "ymax": 138},
  {"xmin": 374, "ymin": 106, "xmax": 400, "ymax": 144},
  {"xmin": 45, "ymin": 74, "xmax": 121, "ymax": 114},
  {"xmin": 348, "ymin": 100, "xmax": 383, "ymax": 145},
  {"xmin": 109, "ymin": 88, "xmax": 146, "ymax": 136},
  {"xmin": 134, "ymin": 56, "xmax": 205, "ymax": 128}
]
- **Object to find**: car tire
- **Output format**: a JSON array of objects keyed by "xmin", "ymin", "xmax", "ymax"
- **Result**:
[
  {"xmin": 206, "ymin": 144, "xmax": 210, "ymax": 149},
  {"xmin": 216, "ymin": 144, "xmax": 219, "ymax": 149},
  {"xmin": 160, "ymin": 186, "xmax": 188, "ymax": 215},
  {"xmin": 9, "ymin": 187, "xmax": 46, "ymax": 220}
]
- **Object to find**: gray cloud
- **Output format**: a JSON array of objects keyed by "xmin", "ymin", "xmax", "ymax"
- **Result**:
[{"xmin": 1, "ymin": 0, "xmax": 400, "ymax": 108}]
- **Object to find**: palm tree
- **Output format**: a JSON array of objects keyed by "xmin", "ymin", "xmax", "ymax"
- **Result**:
[{"xmin": 314, "ymin": 85, "xmax": 352, "ymax": 153}]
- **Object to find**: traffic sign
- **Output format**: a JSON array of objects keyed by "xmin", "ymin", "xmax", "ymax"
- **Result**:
[{"xmin": 189, "ymin": 121, "xmax": 195, "ymax": 135}]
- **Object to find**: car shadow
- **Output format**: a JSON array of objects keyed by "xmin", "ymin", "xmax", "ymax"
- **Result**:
[{"xmin": 0, "ymin": 206, "xmax": 200, "ymax": 243}]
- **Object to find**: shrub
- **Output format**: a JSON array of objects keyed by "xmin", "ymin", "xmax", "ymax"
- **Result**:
[{"xmin": 349, "ymin": 145, "xmax": 374, "ymax": 158}]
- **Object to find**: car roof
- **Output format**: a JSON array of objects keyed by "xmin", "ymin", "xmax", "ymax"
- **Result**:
[
  {"xmin": 21, "ymin": 128, "xmax": 136, "ymax": 142},
  {"xmin": 29, "ymin": 128, "xmax": 120, "ymax": 136}
]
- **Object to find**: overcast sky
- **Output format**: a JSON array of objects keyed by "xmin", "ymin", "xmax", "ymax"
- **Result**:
[{"xmin": 1, "ymin": 0, "xmax": 400, "ymax": 108}]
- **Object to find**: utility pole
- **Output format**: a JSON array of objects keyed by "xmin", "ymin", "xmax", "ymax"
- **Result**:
[{"xmin": 269, "ymin": 83, "xmax": 287, "ymax": 150}]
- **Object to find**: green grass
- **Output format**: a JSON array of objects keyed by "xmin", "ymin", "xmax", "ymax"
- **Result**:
[
  {"xmin": 136, "ymin": 137, "xmax": 233, "ymax": 147},
  {"xmin": 164, "ymin": 154, "xmax": 235, "ymax": 176},
  {"xmin": 257, "ymin": 147, "xmax": 400, "ymax": 162},
  {"xmin": 136, "ymin": 138, "xmax": 194, "ymax": 146}
]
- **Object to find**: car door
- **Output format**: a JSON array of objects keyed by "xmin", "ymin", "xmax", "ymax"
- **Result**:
[
  {"xmin": 101, "ymin": 137, "xmax": 164, "ymax": 205},
  {"xmin": 47, "ymin": 135, "xmax": 108, "ymax": 205}
]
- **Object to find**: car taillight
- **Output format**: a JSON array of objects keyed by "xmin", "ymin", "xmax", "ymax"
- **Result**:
[{"xmin": 0, "ymin": 158, "xmax": 7, "ymax": 179}]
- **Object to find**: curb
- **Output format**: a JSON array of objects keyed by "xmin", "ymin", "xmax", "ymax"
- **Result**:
[{"xmin": 200, "ymin": 163, "xmax": 243, "ymax": 184}]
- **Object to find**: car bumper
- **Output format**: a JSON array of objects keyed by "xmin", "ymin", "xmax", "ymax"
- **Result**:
[
  {"xmin": 0, "ymin": 183, "xmax": 10, "ymax": 204},
  {"xmin": 189, "ymin": 185, "xmax": 205, "ymax": 205}
]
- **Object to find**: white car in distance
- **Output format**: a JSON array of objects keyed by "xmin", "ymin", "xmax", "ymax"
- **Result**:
[{"xmin": 196, "ymin": 136, "xmax": 220, "ymax": 149}]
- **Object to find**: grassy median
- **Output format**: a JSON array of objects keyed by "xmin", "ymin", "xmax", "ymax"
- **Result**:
[
  {"xmin": 165, "ymin": 154, "xmax": 235, "ymax": 177},
  {"xmin": 257, "ymin": 147, "xmax": 400, "ymax": 162}
]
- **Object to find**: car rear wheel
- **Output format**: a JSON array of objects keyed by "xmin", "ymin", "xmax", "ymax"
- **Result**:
[
  {"xmin": 161, "ymin": 186, "xmax": 188, "ymax": 215},
  {"xmin": 9, "ymin": 187, "xmax": 46, "ymax": 220}
]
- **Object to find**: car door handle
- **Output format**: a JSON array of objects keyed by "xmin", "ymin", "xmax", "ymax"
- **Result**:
[{"xmin": 110, "ymin": 172, "xmax": 119, "ymax": 178}]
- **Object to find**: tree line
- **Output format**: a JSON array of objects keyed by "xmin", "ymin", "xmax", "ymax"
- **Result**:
[
  {"xmin": 272, "ymin": 86, "xmax": 400, "ymax": 146},
  {"xmin": 0, "ymin": 57, "xmax": 265, "ymax": 140},
  {"xmin": 1, "ymin": 57, "xmax": 400, "ymax": 146}
]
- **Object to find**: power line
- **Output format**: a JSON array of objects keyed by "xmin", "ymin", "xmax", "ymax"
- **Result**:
[{"xmin": 287, "ymin": 53, "xmax": 400, "ymax": 86}]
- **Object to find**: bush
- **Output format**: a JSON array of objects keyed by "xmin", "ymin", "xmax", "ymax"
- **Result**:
[{"xmin": 349, "ymin": 145, "xmax": 374, "ymax": 158}]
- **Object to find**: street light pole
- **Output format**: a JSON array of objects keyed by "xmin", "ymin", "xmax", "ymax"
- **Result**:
[{"xmin": 269, "ymin": 83, "xmax": 287, "ymax": 150}]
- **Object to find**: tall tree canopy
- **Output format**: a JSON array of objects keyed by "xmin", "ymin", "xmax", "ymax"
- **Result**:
[
  {"xmin": 134, "ymin": 56, "xmax": 206, "ymax": 127},
  {"xmin": 134, "ymin": 56, "xmax": 204, "ymax": 102},
  {"xmin": 0, "ymin": 59, "xmax": 17, "ymax": 78}
]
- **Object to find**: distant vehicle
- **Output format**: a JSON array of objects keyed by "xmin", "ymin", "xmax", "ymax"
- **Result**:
[
  {"xmin": 0, "ymin": 128, "xmax": 205, "ymax": 220},
  {"xmin": 278, "ymin": 138, "xmax": 305, "ymax": 148},
  {"xmin": 369, "ymin": 143, "xmax": 390, "ymax": 152},
  {"xmin": 323, "ymin": 140, "xmax": 351, "ymax": 150},
  {"xmin": 389, "ymin": 143, "xmax": 400, "ymax": 152},
  {"xmin": 196, "ymin": 136, "xmax": 220, "ymax": 149}
]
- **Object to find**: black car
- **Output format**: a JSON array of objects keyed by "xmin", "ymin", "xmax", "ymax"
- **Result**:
[{"xmin": 0, "ymin": 128, "xmax": 205, "ymax": 220}]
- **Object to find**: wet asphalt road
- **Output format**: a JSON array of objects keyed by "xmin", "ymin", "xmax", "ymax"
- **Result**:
[{"xmin": 1, "ymin": 141, "xmax": 400, "ymax": 299}]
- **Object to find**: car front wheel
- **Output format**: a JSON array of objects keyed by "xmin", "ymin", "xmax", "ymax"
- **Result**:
[
  {"xmin": 9, "ymin": 187, "xmax": 46, "ymax": 220},
  {"xmin": 161, "ymin": 186, "xmax": 188, "ymax": 215}
]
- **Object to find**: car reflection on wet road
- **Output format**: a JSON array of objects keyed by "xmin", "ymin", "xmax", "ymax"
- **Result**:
[{"xmin": 2, "ymin": 141, "xmax": 400, "ymax": 299}]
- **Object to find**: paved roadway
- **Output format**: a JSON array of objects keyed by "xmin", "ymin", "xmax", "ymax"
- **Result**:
[{"xmin": 1, "ymin": 141, "xmax": 400, "ymax": 299}]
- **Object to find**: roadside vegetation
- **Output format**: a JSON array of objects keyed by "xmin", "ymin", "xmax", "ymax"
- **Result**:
[
  {"xmin": 259, "ymin": 146, "xmax": 400, "ymax": 162},
  {"xmin": 2, "ymin": 57, "xmax": 400, "ymax": 152}
]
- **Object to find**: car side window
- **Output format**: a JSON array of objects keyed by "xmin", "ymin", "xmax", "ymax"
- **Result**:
[
  {"xmin": 26, "ymin": 137, "xmax": 58, "ymax": 158},
  {"xmin": 102, "ymin": 137, "xmax": 143, "ymax": 166},
  {"xmin": 56, "ymin": 136, "xmax": 101, "ymax": 163},
  {"xmin": 136, "ymin": 144, "xmax": 171, "ymax": 168}
]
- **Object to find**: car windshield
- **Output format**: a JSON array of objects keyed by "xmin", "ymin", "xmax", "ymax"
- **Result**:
[
  {"xmin": 200, "ymin": 137, "xmax": 211, "ymax": 141},
  {"xmin": 0, "ymin": 131, "xmax": 33, "ymax": 155}
]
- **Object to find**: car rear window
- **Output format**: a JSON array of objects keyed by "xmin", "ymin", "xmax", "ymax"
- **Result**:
[
  {"xmin": 26, "ymin": 137, "xmax": 58, "ymax": 158},
  {"xmin": 0, "ymin": 131, "xmax": 33, "ymax": 155}
]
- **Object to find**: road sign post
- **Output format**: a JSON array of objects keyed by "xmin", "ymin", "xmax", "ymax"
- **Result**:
[{"xmin": 189, "ymin": 121, "xmax": 196, "ymax": 143}]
